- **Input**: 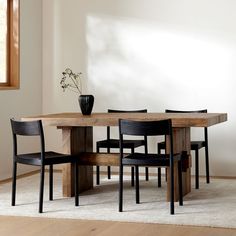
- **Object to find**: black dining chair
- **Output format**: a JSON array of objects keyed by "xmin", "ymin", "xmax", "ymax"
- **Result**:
[
  {"xmin": 10, "ymin": 119, "xmax": 79, "ymax": 213},
  {"xmin": 119, "ymin": 119, "xmax": 183, "ymax": 215},
  {"xmin": 157, "ymin": 109, "xmax": 209, "ymax": 189},
  {"xmin": 96, "ymin": 109, "xmax": 148, "ymax": 186}
]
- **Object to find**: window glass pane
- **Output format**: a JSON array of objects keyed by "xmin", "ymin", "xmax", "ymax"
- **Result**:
[{"xmin": 0, "ymin": 0, "xmax": 7, "ymax": 83}]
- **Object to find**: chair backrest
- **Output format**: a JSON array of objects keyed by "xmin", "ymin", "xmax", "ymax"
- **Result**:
[
  {"xmin": 106, "ymin": 109, "xmax": 147, "ymax": 140},
  {"xmin": 165, "ymin": 109, "xmax": 208, "ymax": 142},
  {"xmin": 10, "ymin": 119, "xmax": 45, "ymax": 160},
  {"xmin": 165, "ymin": 109, "xmax": 207, "ymax": 114},
  {"xmin": 119, "ymin": 119, "xmax": 174, "ymax": 157},
  {"xmin": 108, "ymin": 109, "xmax": 147, "ymax": 113}
]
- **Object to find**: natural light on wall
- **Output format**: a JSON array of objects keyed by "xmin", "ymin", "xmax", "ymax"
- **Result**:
[
  {"xmin": 86, "ymin": 15, "xmax": 232, "ymax": 110},
  {"xmin": 0, "ymin": 0, "xmax": 7, "ymax": 83}
]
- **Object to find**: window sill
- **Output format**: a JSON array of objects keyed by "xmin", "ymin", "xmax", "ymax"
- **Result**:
[{"xmin": 0, "ymin": 85, "xmax": 20, "ymax": 90}]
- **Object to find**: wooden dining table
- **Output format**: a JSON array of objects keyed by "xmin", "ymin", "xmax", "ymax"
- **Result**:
[{"xmin": 22, "ymin": 112, "xmax": 227, "ymax": 201}]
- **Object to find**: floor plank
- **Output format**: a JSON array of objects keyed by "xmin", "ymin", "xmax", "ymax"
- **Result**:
[{"xmin": 0, "ymin": 216, "xmax": 235, "ymax": 236}]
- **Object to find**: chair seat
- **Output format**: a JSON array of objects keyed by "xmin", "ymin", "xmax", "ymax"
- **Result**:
[
  {"xmin": 159, "ymin": 141, "xmax": 205, "ymax": 150},
  {"xmin": 158, "ymin": 141, "xmax": 165, "ymax": 149},
  {"xmin": 15, "ymin": 152, "xmax": 77, "ymax": 166},
  {"xmin": 191, "ymin": 141, "xmax": 205, "ymax": 150},
  {"xmin": 122, "ymin": 153, "xmax": 181, "ymax": 166},
  {"xmin": 97, "ymin": 139, "xmax": 145, "ymax": 149}
]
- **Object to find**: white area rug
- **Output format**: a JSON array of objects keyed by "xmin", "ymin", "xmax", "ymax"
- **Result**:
[{"xmin": 0, "ymin": 172, "xmax": 235, "ymax": 228}]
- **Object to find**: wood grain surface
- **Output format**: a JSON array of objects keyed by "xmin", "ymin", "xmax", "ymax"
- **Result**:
[{"xmin": 22, "ymin": 112, "xmax": 227, "ymax": 127}]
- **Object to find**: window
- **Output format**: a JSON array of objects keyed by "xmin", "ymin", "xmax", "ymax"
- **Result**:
[{"xmin": 0, "ymin": 0, "xmax": 19, "ymax": 89}]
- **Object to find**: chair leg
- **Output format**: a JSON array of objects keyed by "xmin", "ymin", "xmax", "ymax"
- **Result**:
[
  {"xmin": 157, "ymin": 146, "xmax": 163, "ymax": 185},
  {"xmin": 107, "ymin": 145, "xmax": 111, "ymax": 179},
  {"xmin": 158, "ymin": 145, "xmax": 166, "ymax": 183},
  {"xmin": 170, "ymin": 164, "xmax": 174, "ymax": 215},
  {"xmin": 131, "ymin": 166, "xmax": 135, "ymax": 187},
  {"xmin": 96, "ymin": 166, "xmax": 100, "ymax": 185},
  {"xmin": 178, "ymin": 161, "xmax": 183, "ymax": 206},
  {"xmin": 131, "ymin": 148, "xmax": 135, "ymax": 186},
  {"xmin": 11, "ymin": 161, "xmax": 17, "ymax": 206},
  {"xmin": 205, "ymin": 146, "xmax": 210, "ymax": 184},
  {"xmin": 96, "ymin": 146, "xmax": 100, "ymax": 185},
  {"xmin": 135, "ymin": 166, "xmax": 140, "ymax": 204},
  {"xmin": 75, "ymin": 162, "xmax": 79, "ymax": 206},
  {"xmin": 107, "ymin": 166, "xmax": 111, "ymax": 179},
  {"xmin": 39, "ymin": 165, "xmax": 45, "ymax": 213},
  {"xmin": 145, "ymin": 167, "xmax": 149, "ymax": 181},
  {"xmin": 49, "ymin": 165, "xmax": 53, "ymax": 201},
  {"xmin": 165, "ymin": 168, "xmax": 168, "ymax": 181},
  {"xmin": 195, "ymin": 149, "xmax": 199, "ymax": 189},
  {"xmin": 158, "ymin": 167, "xmax": 161, "ymax": 187},
  {"xmin": 119, "ymin": 164, "xmax": 123, "ymax": 212}
]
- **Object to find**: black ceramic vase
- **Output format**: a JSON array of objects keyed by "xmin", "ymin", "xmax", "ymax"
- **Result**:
[{"xmin": 78, "ymin": 95, "xmax": 94, "ymax": 115}]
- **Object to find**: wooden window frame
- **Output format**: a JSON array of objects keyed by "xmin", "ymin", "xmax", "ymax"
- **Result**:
[{"xmin": 0, "ymin": 0, "xmax": 19, "ymax": 90}]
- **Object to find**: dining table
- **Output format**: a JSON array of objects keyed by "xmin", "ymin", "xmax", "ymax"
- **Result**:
[{"xmin": 22, "ymin": 112, "xmax": 227, "ymax": 202}]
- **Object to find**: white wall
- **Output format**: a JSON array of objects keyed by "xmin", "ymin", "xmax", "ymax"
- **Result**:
[
  {"xmin": 42, "ymin": 0, "xmax": 235, "ymax": 176},
  {"xmin": 0, "ymin": 0, "xmax": 42, "ymax": 180}
]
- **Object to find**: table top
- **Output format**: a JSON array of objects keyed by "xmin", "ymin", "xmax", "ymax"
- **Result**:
[{"xmin": 22, "ymin": 112, "xmax": 227, "ymax": 128}]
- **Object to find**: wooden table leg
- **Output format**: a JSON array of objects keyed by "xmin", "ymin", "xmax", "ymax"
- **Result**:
[
  {"xmin": 166, "ymin": 127, "xmax": 191, "ymax": 201},
  {"xmin": 61, "ymin": 127, "xmax": 93, "ymax": 197}
]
